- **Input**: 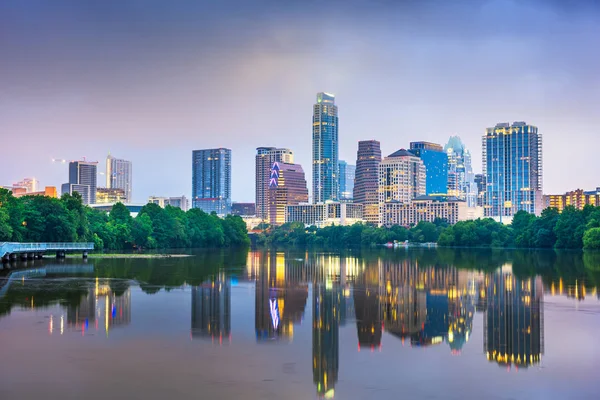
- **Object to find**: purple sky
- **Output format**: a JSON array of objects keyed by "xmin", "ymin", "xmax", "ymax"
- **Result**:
[{"xmin": 1, "ymin": 0, "xmax": 599, "ymax": 203}]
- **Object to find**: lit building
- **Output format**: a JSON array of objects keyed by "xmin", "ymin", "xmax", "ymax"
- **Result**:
[
  {"xmin": 286, "ymin": 202, "xmax": 364, "ymax": 228},
  {"xmin": 474, "ymin": 173, "xmax": 486, "ymax": 208},
  {"xmin": 96, "ymin": 188, "xmax": 126, "ymax": 204},
  {"xmin": 148, "ymin": 195, "xmax": 189, "ymax": 211},
  {"xmin": 543, "ymin": 188, "xmax": 600, "ymax": 212},
  {"xmin": 483, "ymin": 122, "xmax": 543, "ymax": 220},
  {"xmin": 313, "ymin": 92, "xmax": 339, "ymax": 203},
  {"xmin": 353, "ymin": 140, "xmax": 382, "ymax": 225},
  {"xmin": 192, "ymin": 148, "xmax": 232, "ymax": 215},
  {"xmin": 380, "ymin": 196, "xmax": 479, "ymax": 227},
  {"xmin": 255, "ymin": 147, "xmax": 294, "ymax": 220},
  {"xmin": 12, "ymin": 178, "xmax": 39, "ymax": 193},
  {"xmin": 89, "ymin": 203, "xmax": 144, "ymax": 217},
  {"xmin": 409, "ymin": 142, "xmax": 448, "ymax": 195},
  {"xmin": 445, "ymin": 136, "xmax": 477, "ymax": 207},
  {"xmin": 313, "ymin": 283, "xmax": 340, "ymax": 399},
  {"xmin": 484, "ymin": 270, "xmax": 544, "ymax": 368},
  {"xmin": 191, "ymin": 275, "xmax": 231, "ymax": 340},
  {"xmin": 11, "ymin": 186, "xmax": 57, "ymax": 198},
  {"xmin": 268, "ymin": 162, "xmax": 309, "ymax": 226},
  {"xmin": 106, "ymin": 154, "xmax": 133, "ymax": 202},
  {"xmin": 231, "ymin": 202, "xmax": 256, "ymax": 216},
  {"xmin": 338, "ymin": 160, "xmax": 355, "ymax": 201},
  {"xmin": 62, "ymin": 160, "xmax": 98, "ymax": 205},
  {"xmin": 378, "ymin": 149, "xmax": 426, "ymax": 226}
]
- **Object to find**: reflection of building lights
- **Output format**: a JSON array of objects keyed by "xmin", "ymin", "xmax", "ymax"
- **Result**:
[
  {"xmin": 60, "ymin": 315, "xmax": 64, "ymax": 335},
  {"xmin": 49, "ymin": 315, "xmax": 53, "ymax": 335}
]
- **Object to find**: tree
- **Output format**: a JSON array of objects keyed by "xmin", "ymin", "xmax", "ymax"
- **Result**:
[
  {"xmin": 583, "ymin": 228, "xmax": 600, "ymax": 250},
  {"xmin": 554, "ymin": 206, "xmax": 585, "ymax": 249}
]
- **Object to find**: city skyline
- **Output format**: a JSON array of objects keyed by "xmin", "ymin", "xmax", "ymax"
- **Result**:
[{"xmin": 2, "ymin": 1, "xmax": 599, "ymax": 203}]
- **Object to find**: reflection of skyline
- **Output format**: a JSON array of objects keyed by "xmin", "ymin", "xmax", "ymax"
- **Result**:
[
  {"xmin": 313, "ymin": 282, "xmax": 340, "ymax": 399},
  {"xmin": 191, "ymin": 273, "xmax": 231, "ymax": 341},
  {"xmin": 484, "ymin": 269, "xmax": 544, "ymax": 368}
]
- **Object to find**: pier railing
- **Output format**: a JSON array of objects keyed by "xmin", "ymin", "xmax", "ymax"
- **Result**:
[{"xmin": 1, "ymin": 242, "xmax": 94, "ymax": 258}]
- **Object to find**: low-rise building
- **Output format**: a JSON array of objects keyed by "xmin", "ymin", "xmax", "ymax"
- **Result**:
[
  {"xmin": 148, "ymin": 195, "xmax": 189, "ymax": 211},
  {"xmin": 232, "ymin": 202, "xmax": 256, "ymax": 216},
  {"xmin": 286, "ymin": 202, "xmax": 364, "ymax": 228},
  {"xmin": 10, "ymin": 186, "xmax": 57, "ymax": 198},
  {"xmin": 543, "ymin": 188, "xmax": 600, "ymax": 212},
  {"xmin": 90, "ymin": 203, "xmax": 144, "ymax": 217},
  {"xmin": 96, "ymin": 188, "xmax": 126, "ymax": 204},
  {"xmin": 380, "ymin": 196, "xmax": 477, "ymax": 227}
]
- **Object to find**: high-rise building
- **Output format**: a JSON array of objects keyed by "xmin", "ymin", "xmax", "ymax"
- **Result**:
[
  {"xmin": 474, "ymin": 174, "xmax": 487, "ymax": 208},
  {"xmin": 353, "ymin": 140, "xmax": 382, "ymax": 225},
  {"xmin": 483, "ymin": 122, "xmax": 543, "ymax": 219},
  {"xmin": 378, "ymin": 149, "xmax": 426, "ymax": 226},
  {"xmin": 268, "ymin": 161, "xmax": 309, "ymax": 226},
  {"xmin": 106, "ymin": 154, "xmax": 133, "ymax": 203},
  {"xmin": 338, "ymin": 160, "xmax": 355, "ymax": 201},
  {"xmin": 255, "ymin": 147, "xmax": 294, "ymax": 220},
  {"xmin": 192, "ymin": 148, "xmax": 232, "ymax": 215},
  {"xmin": 409, "ymin": 142, "xmax": 448, "ymax": 195},
  {"xmin": 444, "ymin": 136, "xmax": 477, "ymax": 207},
  {"xmin": 62, "ymin": 160, "xmax": 98, "ymax": 205},
  {"xmin": 312, "ymin": 92, "xmax": 339, "ymax": 203}
]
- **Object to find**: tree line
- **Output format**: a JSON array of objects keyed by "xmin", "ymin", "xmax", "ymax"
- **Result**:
[{"xmin": 0, "ymin": 188, "xmax": 249, "ymax": 249}]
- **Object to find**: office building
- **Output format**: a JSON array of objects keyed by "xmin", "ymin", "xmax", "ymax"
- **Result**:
[
  {"xmin": 62, "ymin": 160, "xmax": 98, "ymax": 205},
  {"xmin": 96, "ymin": 188, "xmax": 126, "ymax": 204},
  {"xmin": 445, "ymin": 136, "xmax": 477, "ymax": 207},
  {"xmin": 338, "ymin": 160, "xmax": 355, "ymax": 201},
  {"xmin": 378, "ymin": 149, "xmax": 426, "ymax": 225},
  {"xmin": 474, "ymin": 174, "xmax": 486, "ymax": 208},
  {"xmin": 106, "ymin": 154, "xmax": 133, "ymax": 202},
  {"xmin": 286, "ymin": 202, "xmax": 364, "ymax": 228},
  {"xmin": 231, "ymin": 202, "xmax": 256, "ymax": 216},
  {"xmin": 192, "ymin": 148, "xmax": 232, "ymax": 215},
  {"xmin": 148, "ymin": 195, "xmax": 190, "ymax": 211},
  {"xmin": 380, "ymin": 196, "xmax": 476, "ymax": 227},
  {"xmin": 543, "ymin": 188, "xmax": 600, "ymax": 212},
  {"xmin": 409, "ymin": 142, "xmax": 448, "ymax": 195},
  {"xmin": 12, "ymin": 178, "xmax": 39, "ymax": 193},
  {"xmin": 312, "ymin": 92, "xmax": 339, "ymax": 203},
  {"xmin": 353, "ymin": 140, "xmax": 382, "ymax": 224},
  {"xmin": 483, "ymin": 122, "xmax": 543, "ymax": 220},
  {"xmin": 485, "ymin": 271, "xmax": 544, "ymax": 368},
  {"xmin": 255, "ymin": 147, "xmax": 294, "ymax": 220},
  {"xmin": 268, "ymin": 161, "xmax": 309, "ymax": 226}
]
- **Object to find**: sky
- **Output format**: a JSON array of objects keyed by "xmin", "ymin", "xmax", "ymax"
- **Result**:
[{"xmin": 1, "ymin": 0, "xmax": 599, "ymax": 203}]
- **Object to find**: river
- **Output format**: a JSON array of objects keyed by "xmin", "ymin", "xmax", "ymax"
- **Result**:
[{"xmin": 0, "ymin": 248, "xmax": 599, "ymax": 399}]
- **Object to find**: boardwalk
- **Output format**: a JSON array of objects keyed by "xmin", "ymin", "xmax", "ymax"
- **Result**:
[{"xmin": 1, "ymin": 242, "xmax": 94, "ymax": 261}]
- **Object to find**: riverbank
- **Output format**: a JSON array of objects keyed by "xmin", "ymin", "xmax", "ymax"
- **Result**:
[{"xmin": 47, "ymin": 253, "xmax": 194, "ymax": 259}]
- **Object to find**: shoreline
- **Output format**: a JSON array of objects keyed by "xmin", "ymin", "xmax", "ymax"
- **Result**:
[{"xmin": 44, "ymin": 254, "xmax": 194, "ymax": 259}]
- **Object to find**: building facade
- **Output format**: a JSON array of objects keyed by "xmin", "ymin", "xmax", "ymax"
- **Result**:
[
  {"xmin": 338, "ymin": 160, "xmax": 356, "ymax": 201},
  {"xmin": 483, "ymin": 122, "xmax": 543, "ymax": 220},
  {"xmin": 106, "ymin": 154, "xmax": 133, "ymax": 202},
  {"xmin": 12, "ymin": 178, "xmax": 39, "ymax": 193},
  {"xmin": 148, "ymin": 195, "xmax": 190, "ymax": 211},
  {"xmin": 231, "ymin": 202, "xmax": 256, "ymax": 216},
  {"xmin": 286, "ymin": 202, "xmax": 364, "ymax": 228},
  {"xmin": 268, "ymin": 162, "xmax": 309, "ymax": 226},
  {"xmin": 445, "ymin": 136, "xmax": 477, "ymax": 207},
  {"xmin": 10, "ymin": 186, "xmax": 57, "ymax": 198},
  {"xmin": 543, "ymin": 188, "xmax": 600, "ymax": 212},
  {"xmin": 380, "ymin": 196, "xmax": 472, "ymax": 227},
  {"xmin": 62, "ymin": 160, "xmax": 98, "ymax": 205},
  {"xmin": 255, "ymin": 147, "xmax": 294, "ymax": 220},
  {"xmin": 474, "ymin": 174, "xmax": 487, "ymax": 208},
  {"xmin": 353, "ymin": 140, "xmax": 382, "ymax": 225},
  {"xmin": 313, "ymin": 92, "xmax": 339, "ymax": 203},
  {"xmin": 192, "ymin": 148, "xmax": 232, "ymax": 215},
  {"xmin": 96, "ymin": 188, "xmax": 126, "ymax": 204},
  {"xmin": 409, "ymin": 142, "xmax": 448, "ymax": 196}
]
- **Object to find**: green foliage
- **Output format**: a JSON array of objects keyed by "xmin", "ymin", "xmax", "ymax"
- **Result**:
[
  {"xmin": 437, "ymin": 218, "xmax": 513, "ymax": 248},
  {"xmin": 583, "ymin": 228, "xmax": 600, "ymax": 250},
  {"xmin": 0, "ymin": 193, "xmax": 249, "ymax": 250},
  {"xmin": 554, "ymin": 206, "xmax": 586, "ymax": 249}
]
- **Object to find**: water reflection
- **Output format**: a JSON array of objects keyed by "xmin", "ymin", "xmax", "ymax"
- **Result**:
[{"xmin": 191, "ymin": 274, "xmax": 231, "ymax": 341}]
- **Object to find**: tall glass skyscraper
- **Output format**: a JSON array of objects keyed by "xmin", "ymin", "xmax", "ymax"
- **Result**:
[
  {"xmin": 444, "ymin": 136, "xmax": 476, "ymax": 207},
  {"xmin": 338, "ymin": 160, "xmax": 355, "ymax": 201},
  {"xmin": 106, "ymin": 154, "xmax": 133, "ymax": 203},
  {"xmin": 409, "ymin": 142, "xmax": 448, "ymax": 195},
  {"xmin": 192, "ymin": 148, "xmax": 232, "ymax": 214},
  {"xmin": 353, "ymin": 140, "xmax": 382, "ymax": 225},
  {"xmin": 312, "ymin": 92, "xmax": 339, "ymax": 203},
  {"xmin": 62, "ymin": 160, "xmax": 98, "ymax": 205},
  {"xmin": 268, "ymin": 161, "xmax": 309, "ymax": 226},
  {"xmin": 483, "ymin": 122, "xmax": 543, "ymax": 219}
]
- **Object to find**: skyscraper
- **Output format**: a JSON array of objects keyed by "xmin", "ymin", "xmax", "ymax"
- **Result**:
[
  {"xmin": 61, "ymin": 160, "xmax": 98, "ymax": 205},
  {"xmin": 106, "ymin": 154, "xmax": 133, "ymax": 203},
  {"xmin": 312, "ymin": 92, "xmax": 339, "ymax": 203},
  {"xmin": 338, "ymin": 160, "xmax": 355, "ymax": 201},
  {"xmin": 353, "ymin": 140, "xmax": 382, "ymax": 224},
  {"xmin": 409, "ymin": 142, "xmax": 448, "ymax": 195},
  {"xmin": 444, "ymin": 136, "xmax": 476, "ymax": 207},
  {"xmin": 192, "ymin": 148, "xmax": 232, "ymax": 214},
  {"xmin": 268, "ymin": 161, "xmax": 309, "ymax": 226},
  {"xmin": 255, "ymin": 147, "xmax": 294, "ymax": 220},
  {"xmin": 379, "ymin": 149, "xmax": 426, "ymax": 207},
  {"xmin": 483, "ymin": 122, "xmax": 543, "ymax": 219},
  {"xmin": 474, "ymin": 174, "xmax": 486, "ymax": 208}
]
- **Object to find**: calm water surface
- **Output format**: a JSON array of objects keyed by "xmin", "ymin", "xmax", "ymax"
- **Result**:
[{"xmin": 1, "ymin": 248, "xmax": 599, "ymax": 400}]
